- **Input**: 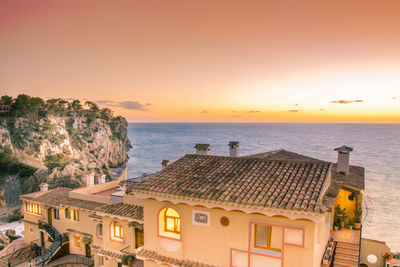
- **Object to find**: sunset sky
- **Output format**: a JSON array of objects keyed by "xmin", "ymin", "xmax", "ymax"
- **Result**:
[{"xmin": 1, "ymin": 0, "xmax": 400, "ymax": 122}]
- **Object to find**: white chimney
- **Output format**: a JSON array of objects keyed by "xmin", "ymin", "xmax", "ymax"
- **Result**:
[
  {"xmin": 98, "ymin": 174, "xmax": 106, "ymax": 184},
  {"xmin": 86, "ymin": 172, "xmax": 95, "ymax": 187},
  {"xmin": 39, "ymin": 183, "xmax": 49, "ymax": 192},
  {"xmin": 229, "ymin": 141, "xmax": 240, "ymax": 157},
  {"xmin": 194, "ymin": 144, "xmax": 211, "ymax": 155},
  {"xmin": 161, "ymin": 160, "xmax": 171, "ymax": 168},
  {"xmin": 334, "ymin": 145, "xmax": 353, "ymax": 175}
]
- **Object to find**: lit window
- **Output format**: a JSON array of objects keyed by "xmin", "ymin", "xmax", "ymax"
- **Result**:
[
  {"xmin": 73, "ymin": 210, "xmax": 79, "ymax": 221},
  {"xmin": 73, "ymin": 235, "xmax": 81, "ymax": 247},
  {"xmin": 253, "ymin": 224, "xmax": 282, "ymax": 253},
  {"xmin": 97, "ymin": 224, "xmax": 103, "ymax": 238},
  {"xmin": 111, "ymin": 221, "xmax": 123, "ymax": 241},
  {"xmin": 65, "ymin": 208, "xmax": 71, "ymax": 219},
  {"xmin": 25, "ymin": 202, "xmax": 41, "ymax": 215},
  {"xmin": 54, "ymin": 209, "xmax": 60, "ymax": 220},
  {"xmin": 158, "ymin": 207, "xmax": 181, "ymax": 240}
]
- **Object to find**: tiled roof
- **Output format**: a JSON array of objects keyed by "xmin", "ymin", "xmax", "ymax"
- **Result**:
[
  {"xmin": 61, "ymin": 198, "xmax": 106, "ymax": 211},
  {"xmin": 20, "ymin": 187, "xmax": 106, "ymax": 211},
  {"xmin": 66, "ymin": 228, "xmax": 93, "ymax": 237},
  {"xmin": 129, "ymin": 221, "xmax": 144, "ymax": 230},
  {"xmin": 96, "ymin": 203, "xmax": 143, "ymax": 221},
  {"xmin": 136, "ymin": 248, "xmax": 217, "ymax": 267},
  {"xmin": 246, "ymin": 149, "xmax": 325, "ymax": 163},
  {"xmin": 131, "ymin": 154, "xmax": 331, "ymax": 213},
  {"xmin": 20, "ymin": 188, "xmax": 71, "ymax": 206},
  {"xmin": 332, "ymin": 164, "xmax": 365, "ymax": 190},
  {"xmin": 89, "ymin": 213, "xmax": 102, "ymax": 220},
  {"xmin": 91, "ymin": 245, "xmax": 124, "ymax": 260}
]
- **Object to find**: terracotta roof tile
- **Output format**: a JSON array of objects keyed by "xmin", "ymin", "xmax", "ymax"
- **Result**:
[
  {"xmin": 136, "ymin": 248, "xmax": 217, "ymax": 267},
  {"xmin": 96, "ymin": 203, "xmax": 143, "ymax": 221},
  {"xmin": 131, "ymin": 154, "xmax": 331, "ymax": 213},
  {"xmin": 20, "ymin": 188, "xmax": 71, "ymax": 206}
]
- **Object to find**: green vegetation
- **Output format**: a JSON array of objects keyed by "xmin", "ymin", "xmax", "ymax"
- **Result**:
[
  {"xmin": 44, "ymin": 153, "xmax": 72, "ymax": 169},
  {"xmin": 0, "ymin": 152, "xmax": 36, "ymax": 183},
  {"xmin": 0, "ymin": 94, "xmax": 113, "ymax": 121}
]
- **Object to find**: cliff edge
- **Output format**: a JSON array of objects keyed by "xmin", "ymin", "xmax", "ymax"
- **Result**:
[{"xmin": 0, "ymin": 94, "xmax": 131, "ymax": 211}]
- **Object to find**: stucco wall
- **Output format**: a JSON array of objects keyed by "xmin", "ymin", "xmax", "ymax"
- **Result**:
[{"xmin": 143, "ymin": 199, "xmax": 325, "ymax": 267}]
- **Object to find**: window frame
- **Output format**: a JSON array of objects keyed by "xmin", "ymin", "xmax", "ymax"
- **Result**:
[
  {"xmin": 25, "ymin": 202, "xmax": 42, "ymax": 216},
  {"xmin": 96, "ymin": 224, "xmax": 103, "ymax": 238},
  {"xmin": 164, "ymin": 208, "xmax": 181, "ymax": 234},
  {"xmin": 110, "ymin": 221, "xmax": 124, "ymax": 242},
  {"xmin": 253, "ymin": 224, "xmax": 281, "ymax": 252},
  {"xmin": 65, "ymin": 208, "xmax": 71, "ymax": 219},
  {"xmin": 73, "ymin": 210, "xmax": 79, "ymax": 221},
  {"xmin": 73, "ymin": 235, "xmax": 81, "ymax": 248},
  {"xmin": 157, "ymin": 206, "xmax": 182, "ymax": 241},
  {"xmin": 54, "ymin": 208, "xmax": 60, "ymax": 220}
]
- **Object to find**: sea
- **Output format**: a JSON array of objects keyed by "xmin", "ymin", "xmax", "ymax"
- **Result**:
[
  {"xmin": 125, "ymin": 123, "xmax": 400, "ymax": 251},
  {"xmin": 4, "ymin": 123, "xmax": 399, "ymax": 251}
]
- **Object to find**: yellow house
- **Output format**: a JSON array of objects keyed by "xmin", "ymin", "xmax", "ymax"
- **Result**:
[
  {"xmin": 129, "ymin": 145, "xmax": 365, "ymax": 267},
  {"xmin": 18, "ymin": 144, "xmax": 367, "ymax": 267}
]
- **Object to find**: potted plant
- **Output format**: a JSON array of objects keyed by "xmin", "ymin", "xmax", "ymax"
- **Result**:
[
  {"xmin": 334, "ymin": 205, "xmax": 348, "ymax": 230},
  {"xmin": 348, "ymin": 220, "xmax": 353, "ymax": 230},
  {"xmin": 353, "ymin": 206, "xmax": 362, "ymax": 230}
]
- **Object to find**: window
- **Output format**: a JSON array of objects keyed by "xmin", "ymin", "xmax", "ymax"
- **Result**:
[
  {"xmin": 73, "ymin": 235, "xmax": 81, "ymax": 248},
  {"xmin": 253, "ymin": 224, "xmax": 282, "ymax": 253},
  {"xmin": 110, "ymin": 221, "xmax": 123, "ymax": 241},
  {"xmin": 29, "ymin": 226, "xmax": 34, "ymax": 233},
  {"xmin": 54, "ymin": 208, "xmax": 60, "ymax": 220},
  {"xmin": 97, "ymin": 224, "xmax": 103, "ymax": 238},
  {"xmin": 73, "ymin": 210, "xmax": 79, "ymax": 221},
  {"xmin": 65, "ymin": 208, "xmax": 70, "ymax": 219},
  {"xmin": 158, "ymin": 207, "xmax": 181, "ymax": 240},
  {"xmin": 25, "ymin": 202, "xmax": 41, "ymax": 215},
  {"xmin": 98, "ymin": 255, "xmax": 104, "ymax": 267}
]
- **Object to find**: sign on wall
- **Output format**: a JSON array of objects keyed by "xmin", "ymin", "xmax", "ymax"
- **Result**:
[{"xmin": 192, "ymin": 210, "xmax": 210, "ymax": 226}]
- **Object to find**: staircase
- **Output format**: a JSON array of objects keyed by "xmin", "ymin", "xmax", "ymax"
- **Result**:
[
  {"xmin": 333, "ymin": 241, "xmax": 360, "ymax": 267},
  {"xmin": 35, "ymin": 224, "xmax": 64, "ymax": 266}
]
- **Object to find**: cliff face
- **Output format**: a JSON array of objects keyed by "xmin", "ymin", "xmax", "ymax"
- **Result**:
[{"xmin": 0, "ymin": 96, "xmax": 131, "ymax": 208}]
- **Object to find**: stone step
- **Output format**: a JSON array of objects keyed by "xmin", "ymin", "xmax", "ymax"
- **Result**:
[
  {"xmin": 335, "ymin": 253, "xmax": 359, "ymax": 263},
  {"xmin": 333, "ymin": 258, "xmax": 358, "ymax": 267},
  {"xmin": 336, "ymin": 242, "xmax": 359, "ymax": 251},
  {"xmin": 335, "ymin": 248, "xmax": 359, "ymax": 257}
]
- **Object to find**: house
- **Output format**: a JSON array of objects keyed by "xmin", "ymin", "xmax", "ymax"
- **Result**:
[
  {"xmin": 18, "ymin": 143, "xmax": 366, "ymax": 267},
  {"xmin": 19, "ymin": 168, "xmax": 144, "ymax": 267},
  {"xmin": 129, "ymin": 143, "xmax": 365, "ymax": 267}
]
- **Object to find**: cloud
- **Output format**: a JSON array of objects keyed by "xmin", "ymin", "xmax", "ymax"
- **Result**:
[
  {"xmin": 330, "ymin": 99, "xmax": 364, "ymax": 104},
  {"xmin": 95, "ymin": 100, "xmax": 150, "ymax": 111},
  {"xmin": 286, "ymin": 109, "xmax": 302, "ymax": 112},
  {"xmin": 230, "ymin": 115, "xmax": 240, "ymax": 118},
  {"xmin": 393, "ymin": 97, "xmax": 397, "ymax": 100},
  {"xmin": 246, "ymin": 110, "xmax": 260, "ymax": 113},
  {"xmin": 201, "ymin": 110, "xmax": 210, "ymax": 114}
]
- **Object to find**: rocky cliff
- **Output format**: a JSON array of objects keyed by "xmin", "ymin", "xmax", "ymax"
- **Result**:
[{"xmin": 0, "ymin": 95, "xmax": 131, "ymax": 211}]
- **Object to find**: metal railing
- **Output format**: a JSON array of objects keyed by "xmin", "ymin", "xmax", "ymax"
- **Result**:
[{"xmin": 46, "ymin": 254, "xmax": 94, "ymax": 267}]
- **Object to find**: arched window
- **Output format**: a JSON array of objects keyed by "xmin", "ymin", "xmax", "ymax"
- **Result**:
[
  {"xmin": 158, "ymin": 207, "xmax": 181, "ymax": 240},
  {"xmin": 110, "ymin": 221, "xmax": 123, "ymax": 241}
]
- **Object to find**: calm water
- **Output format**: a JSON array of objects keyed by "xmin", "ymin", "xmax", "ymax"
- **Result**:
[{"xmin": 126, "ymin": 123, "xmax": 400, "ymax": 251}]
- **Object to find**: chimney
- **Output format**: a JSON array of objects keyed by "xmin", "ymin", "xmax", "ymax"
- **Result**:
[
  {"xmin": 120, "ymin": 166, "xmax": 128, "ymax": 180},
  {"xmin": 228, "ymin": 141, "xmax": 240, "ymax": 157},
  {"xmin": 194, "ymin": 144, "xmax": 211, "ymax": 155},
  {"xmin": 334, "ymin": 145, "xmax": 353, "ymax": 175},
  {"xmin": 98, "ymin": 174, "xmax": 106, "ymax": 184},
  {"xmin": 142, "ymin": 173, "xmax": 150, "ymax": 180},
  {"xmin": 161, "ymin": 159, "xmax": 171, "ymax": 168},
  {"xmin": 39, "ymin": 183, "xmax": 49, "ymax": 192},
  {"xmin": 86, "ymin": 172, "xmax": 95, "ymax": 187}
]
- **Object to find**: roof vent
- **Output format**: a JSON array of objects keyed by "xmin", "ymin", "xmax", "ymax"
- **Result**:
[
  {"xmin": 194, "ymin": 144, "xmax": 211, "ymax": 155},
  {"xmin": 39, "ymin": 183, "xmax": 49, "ymax": 192},
  {"xmin": 228, "ymin": 141, "xmax": 240, "ymax": 157},
  {"xmin": 334, "ymin": 145, "xmax": 353, "ymax": 175}
]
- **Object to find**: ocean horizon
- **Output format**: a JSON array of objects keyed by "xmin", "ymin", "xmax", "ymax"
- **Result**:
[{"xmin": 124, "ymin": 122, "xmax": 400, "ymax": 251}]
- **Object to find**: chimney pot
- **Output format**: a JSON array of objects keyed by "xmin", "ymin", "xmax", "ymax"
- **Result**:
[
  {"xmin": 194, "ymin": 144, "xmax": 211, "ymax": 155},
  {"xmin": 228, "ymin": 141, "xmax": 240, "ymax": 157},
  {"xmin": 161, "ymin": 159, "xmax": 171, "ymax": 168},
  {"xmin": 334, "ymin": 145, "xmax": 353, "ymax": 175}
]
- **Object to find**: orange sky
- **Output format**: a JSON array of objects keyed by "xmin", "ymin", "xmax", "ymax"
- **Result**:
[{"xmin": 1, "ymin": 0, "xmax": 399, "ymax": 122}]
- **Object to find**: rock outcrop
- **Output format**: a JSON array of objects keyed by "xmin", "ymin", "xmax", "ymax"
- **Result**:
[{"xmin": 0, "ymin": 95, "xmax": 131, "ymax": 208}]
